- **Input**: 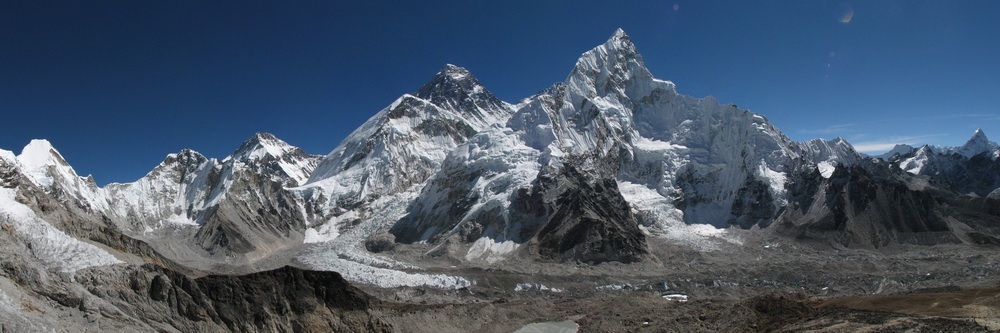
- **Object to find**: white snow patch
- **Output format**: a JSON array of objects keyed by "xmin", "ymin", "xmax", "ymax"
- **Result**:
[
  {"xmin": 899, "ymin": 148, "xmax": 930, "ymax": 174},
  {"xmin": 164, "ymin": 214, "xmax": 198, "ymax": 226},
  {"xmin": 303, "ymin": 224, "xmax": 339, "ymax": 244},
  {"xmin": 757, "ymin": 162, "xmax": 788, "ymax": 199},
  {"xmin": 465, "ymin": 237, "xmax": 518, "ymax": 264},
  {"xmin": 514, "ymin": 320, "xmax": 579, "ymax": 333},
  {"xmin": 0, "ymin": 188, "xmax": 122, "ymax": 274},
  {"xmin": 817, "ymin": 161, "xmax": 836, "ymax": 178},
  {"xmin": 633, "ymin": 136, "xmax": 683, "ymax": 151},
  {"xmin": 597, "ymin": 283, "xmax": 638, "ymax": 291},
  {"xmin": 16, "ymin": 140, "xmax": 61, "ymax": 187},
  {"xmin": 303, "ymin": 211, "xmax": 358, "ymax": 244},
  {"xmin": 0, "ymin": 288, "xmax": 13, "ymax": 309},
  {"xmin": 617, "ymin": 181, "xmax": 739, "ymax": 250},
  {"xmin": 514, "ymin": 283, "xmax": 562, "ymax": 292},
  {"xmin": 662, "ymin": 293, "xmax": 689, "ymax": 302}
]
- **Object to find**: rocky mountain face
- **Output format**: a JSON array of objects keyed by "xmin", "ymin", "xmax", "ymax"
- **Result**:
[
  {"xmin": 774, "ymin": 162, "xmax": 1000, "ymax": 248},
  {"xmin": 73, "ymin": 265, "xmax": 390, "ymax": 332},
  {"xmin": 1, "ymin": 29, "xmax": 999, "ymax": 331},
  {"xmin": 889, "ymin": 129, "xmax": 1000, "ymax": 198}
]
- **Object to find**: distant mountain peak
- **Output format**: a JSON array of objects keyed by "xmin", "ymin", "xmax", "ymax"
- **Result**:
[
  {"xmin": 231, "ymin": 132, "xmax": 299, "ymax": 162},
  {"xmin": 969, "ymin": 128, "xmax": 988, "ymax": 143},
  {"xmin": 252, "ymin": 132, "xmax": 279, "ymax": 141},
  {"xmin": 875, "ymin": 144, "xmax": 915, "ymax": 160},
  {"xmin": 17, "ymin": 139, "xmax": 78, "ymax": 183},
  {"xmin": 415, "ymin": 64, "xmax": 481, "ymax": 99},
  {"xmin": 582, "ymin": 28, "xmax": 642, "ymax": 64},
  {"xmin": 164, "ymin": 148, "xmax": 207, "ymax": 163},
  {"xmin": 611, "ymin": 27, "xmax": 627, "ymax": 39},
  {"xmin": 957, "ymin": 128, "xmax": 999, "ymax": 158},
  {"xmin": 438, "ymin": 64, "xmax": 472, "ymax": 81},
  {"xmin": 604, "ymin": 28, "xmax": 632, "ymax": 49},
  {"xmin": 19, "ymin": 139, "xmax": 62, "ymax": 166},
  {"xmin": 413, "ymin": 64, "xmax": 511, "ymax": 126}
]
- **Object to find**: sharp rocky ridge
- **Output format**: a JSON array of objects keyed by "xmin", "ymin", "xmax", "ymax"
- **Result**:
[{"xmin": 1, "ymin": 31, "xmax": 999, "ymax": 330}]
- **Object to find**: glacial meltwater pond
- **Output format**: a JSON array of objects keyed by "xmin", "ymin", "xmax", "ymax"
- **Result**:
[{"xmin": 513, "ymin": 320, "xmax": 579, "ymax": 333}]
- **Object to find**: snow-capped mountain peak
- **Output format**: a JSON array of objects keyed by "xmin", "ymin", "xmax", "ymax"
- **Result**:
[
  {"xmin": 231, "ymin": 133, "xmax": 297, "ymax": 161},
  {"xmin": 302, "ymin": 63, "xmax": 516, "ymax": 219},
  {"xmin": 876, "ymin": 144, "xmax": 915, "ymax": 160},
  {"xmin": 17, "ymin": 139, "xmax": 79, "ymax": 187},
  {"xmin": 438, "ymin": 63, "xmax": 472, "ymax": 81},
  {"xmin": 414, "ymin": 64, "xmax": 512, "ymax": 127},
  {"xmin": 893, "ymin": 128, "xmax": 1000, "ymax": 196},
  {"xmin": 567, "ymin": 28, "xmax": 654, "ymax": 100},
  {"xmin": 956, "ymin": 128, "xmax": 999, "ymax": 158},
  {"xmin": 225, "ymin": 132, "xmax": 319, "ymax": 186},
  {"xmin": 12, "ymin": 139, "xmax": 109, "ymax": 212}
]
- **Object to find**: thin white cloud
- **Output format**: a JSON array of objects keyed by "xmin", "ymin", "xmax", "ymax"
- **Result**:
[
  {"xmin": 852, "ymin": 143, "xmax": 900, "ymax": 153},
  {"xmin": 921, "ymin": 113, "xmax": 1000, "ymax": 121},
  {"xmin": 850, "ymin": 134, "xmax": 947, "ymax": 153},
  {"xmin": 799, "ymin": 123, "xmax": 856, "ymax": 135}
]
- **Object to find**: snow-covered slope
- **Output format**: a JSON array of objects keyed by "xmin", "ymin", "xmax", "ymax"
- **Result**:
[
  {"xmin": 228, "ymin": 132, "xmax": 320, "ymax": 186},
  {"xmin": 391, "ymin": 29, "xmax": 867, "ymax": 263},
  {"xmin": 104, "ymin": 133, "xmax": 320, "ymax": 234},
  {"xmin": 0, "ymin": 150, "xmax": 121, "ymax": 273},
  {"xmin": 894, "ymin": 129, "xmax": 1000, "ymax": 196},
  {"xmin": 15, "ymin": 140, "xmax": 109, "ymax": 212},
  {"xmin": 955, "ymin": 128, "xmax": 999, "ymax": 158},
  {"xmin": 104, "ymin": 149, "xmax": 220, "ymax": 230},
  {"xmin": 7, "ymin": 133, "xmax": 323, "ymax": 269},
  {"xmin": 296, "ymin": 65, "xmax": 514, "ymax": 241},
  {"xmin": 799, "ymin": 138, "xmax": 863, "ymax": 178}
]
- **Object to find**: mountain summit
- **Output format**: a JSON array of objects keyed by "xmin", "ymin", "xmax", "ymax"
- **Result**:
[
  {"xmin": 957, "ymin": 128, "xmax": 999, "ymax": 158},
  {"xmin": 414, "ymin": 64, "xmax": 511, "ymax": 125},
  {"xmin": 568, "ymin": 28, "xmax": 653, "ymax": 99}
]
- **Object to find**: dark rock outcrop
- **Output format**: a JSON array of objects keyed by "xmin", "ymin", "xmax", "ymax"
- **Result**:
[
  {"xmin": 534, "ymin": 163, "xmax": 647, "ymax": 264},
  {"xmin": 774, "ymin": 163, "xmax": 1000, "ymax": 248},
  {"xmin": 75, "ymin": 264, "xmax": 392, "ymax": 332}
]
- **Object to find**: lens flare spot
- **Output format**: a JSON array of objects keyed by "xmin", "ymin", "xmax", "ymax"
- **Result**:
[{"xmin": 835, "ymin": 3, "xmax": 854, "ymax": 23}]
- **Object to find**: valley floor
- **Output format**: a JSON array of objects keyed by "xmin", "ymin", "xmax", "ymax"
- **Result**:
[{"xmin": 347, "ymin": 230, "xmax": 1000, "ymax": 332}]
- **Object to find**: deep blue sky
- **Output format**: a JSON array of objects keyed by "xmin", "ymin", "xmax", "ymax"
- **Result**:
[{"xmin": 2, "ymin": 1, "xmax": 998, "ymax": 185}]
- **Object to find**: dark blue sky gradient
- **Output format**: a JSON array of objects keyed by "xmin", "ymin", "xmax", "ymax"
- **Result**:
[{"xmin": 2, "ymin": 1, "xmax": 998, "ymax": 185}]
